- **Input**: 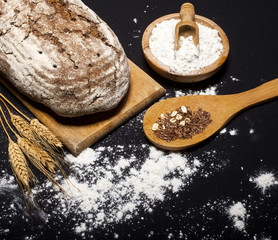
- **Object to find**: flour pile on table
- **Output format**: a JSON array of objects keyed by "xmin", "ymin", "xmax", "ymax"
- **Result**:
[
  {"xmin": 250, "ymin": 172, "xmax": 278, "ymax": 194},
  {"xmin": 33, "ymin": 145, "xmax": 204, "ymax": 234},
  {"xmin": 227, "ymin": 202, "xmax": 247, "ymax": 231}
]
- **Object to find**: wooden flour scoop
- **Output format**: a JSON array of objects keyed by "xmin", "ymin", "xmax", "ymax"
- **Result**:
[
  {"xmin": 143, "ymin": 78, "xmax": 278, "ymax": 150},
  {"xmin": 174, "ymin": 2, "xmax": 199, "ymax": 50}
]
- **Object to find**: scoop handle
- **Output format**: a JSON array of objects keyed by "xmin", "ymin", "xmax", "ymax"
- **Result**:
[
  {"xmin": 180, "ymin": 3, "xmax": 195, "ymax": 22},
  {"xmin": 231, "ymin": 78, "xmax": 278, "ymax": 111}
]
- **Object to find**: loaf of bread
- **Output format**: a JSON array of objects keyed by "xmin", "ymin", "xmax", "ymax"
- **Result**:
[{"xmin": 0, "ymin": 0, "xmax": 130, "ymax": 117}]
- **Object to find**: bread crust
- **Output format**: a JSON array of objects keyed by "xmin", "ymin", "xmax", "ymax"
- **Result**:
[{"xmin": 0, "ymin": 0, "xmax": 130, "ymax": 117}]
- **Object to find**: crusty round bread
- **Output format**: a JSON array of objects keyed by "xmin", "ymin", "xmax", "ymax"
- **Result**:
[{"xmin": 0, "ymin": 0, "xmax": 130, "ymax": 117}]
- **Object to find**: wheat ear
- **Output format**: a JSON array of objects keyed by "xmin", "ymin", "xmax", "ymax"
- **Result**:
[
  {"xmin": 29, "ymin": 118, "xmax": 68, "ymax": 167},
  {"xmin": 0, "ymin": 112, "xmax": 36, "ymax": 207},
  {"xmin": 0, "ymin": 95, "xmax": 68, "ymax": 174},
  {"xmin": 17, "ymin": 135, "xmax": 65, "ymax": 193},
  {"xmin": 30, "ymin": 118, "xmax": 63, "ymax": 149},
  {"xmin": 8, "ymin": 138, "xmax": 36, "ymax": 196},
  {"xmin": 0, "ymin": 95, "xmax": 65, "ymax": 159},
  {"xmin": 10, "ymin": 113, "xmax": 37, "ymax": 143},
  {"xmin": 9, "ymin": 139, "xmax": 32, "ymax": 188},
  {"xmin": 0, "ymin": 97, "xmax": 34, "ymax": 142}
]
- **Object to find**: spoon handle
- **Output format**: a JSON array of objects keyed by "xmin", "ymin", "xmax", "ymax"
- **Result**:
[
  {"xmin": 231, "ymin": 78, "xmax": 278, "ymax": 111},
  {"xmin": 180, "ymin": 3, "xmax": 195, "ymax": 22}
]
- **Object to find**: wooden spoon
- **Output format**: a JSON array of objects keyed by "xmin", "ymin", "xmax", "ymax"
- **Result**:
[
  {"xmin": 174, "ymin": 2, "xmax": 199, "ymax": 50},
  {"xmin": 143, "ymin": 78, "xmax": 278, "ymax": 150}
]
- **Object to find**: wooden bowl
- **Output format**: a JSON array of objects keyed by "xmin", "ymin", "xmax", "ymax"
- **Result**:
[{"xmin": 142, "ymin": 13, "xmax": 230, "ymax": 83}]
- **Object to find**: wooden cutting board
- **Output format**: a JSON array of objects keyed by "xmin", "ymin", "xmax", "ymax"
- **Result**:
[{"xmin": 0, "ymin": 60, "xmax": 165, "ymax": 156}]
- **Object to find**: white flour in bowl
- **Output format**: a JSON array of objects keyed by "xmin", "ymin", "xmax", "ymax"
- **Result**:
[{"xmin": 149, "ymin": 19, "xmax": 223, "ymax": 74}]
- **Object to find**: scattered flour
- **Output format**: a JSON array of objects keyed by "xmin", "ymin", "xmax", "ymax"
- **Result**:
[
  {"xmin": 0, "ymin": 140, "xmax": 276, "ymax": 239},
  {"xmin": 132, "ymin": 31, "xmax": 141, "ymax": 38},
  {"xmin": 144, "ymin": 5, "xmax": 149, "ymax": 13},
  {"xmin": 0, "ymin": 112, "xmax": 274, "ymax": 239},
  {"xmin": 227, "ymin": 202, "xmax": 247, "ymax": 231},
  {"xmin": 253, "ymin": 235, "xmax": 272, "ymax": 240},
  {"xmin": 219, "ymin": 127, "xmax": 239, "ymax": 136},
  {"xmin": 220, "ymin": 128, "xmax": 227, "ymax": 134},
  {"xmin": 149, "ymin": 19, "xmax": 223, "ymax": 74},
  {"xmin": 174, "ymin": 85, "xmax": 218, "ymax": 98},
  {"xmin": 249, "ymin": 128, "xmax": 255, "ymax": 134},
  {"xmin": 33, "ymin": 145, "xmax": 203, "ymax": 236},
  {"xmin": 230, "ymin": 75, "xmax": 240, "ymax": 81},
  {"xmin": 0, "ymin": 175, "xmax": 17, "ymax": 190},
  {"xmin": 229, "ymin": 128, "xmax": 238, "ymax": 136},
  {"xmin": 250, "ymin": 172, "xmax": 278, "ymax": 193}
]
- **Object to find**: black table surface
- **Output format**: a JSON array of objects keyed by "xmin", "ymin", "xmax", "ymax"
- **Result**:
[{"xmin": 1, "ymin": 0, "xmax": 278, "ymax": 240}]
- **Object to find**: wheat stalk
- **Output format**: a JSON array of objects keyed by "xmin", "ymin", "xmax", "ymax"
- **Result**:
[{"xmin": 0, "ymin": 93, "xmax": 31, "ymax": 122}]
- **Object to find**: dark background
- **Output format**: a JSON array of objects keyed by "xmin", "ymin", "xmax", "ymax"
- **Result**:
[{"xmin": 1, "ymin": 0, "xmax": 278, "ymax": 239}]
